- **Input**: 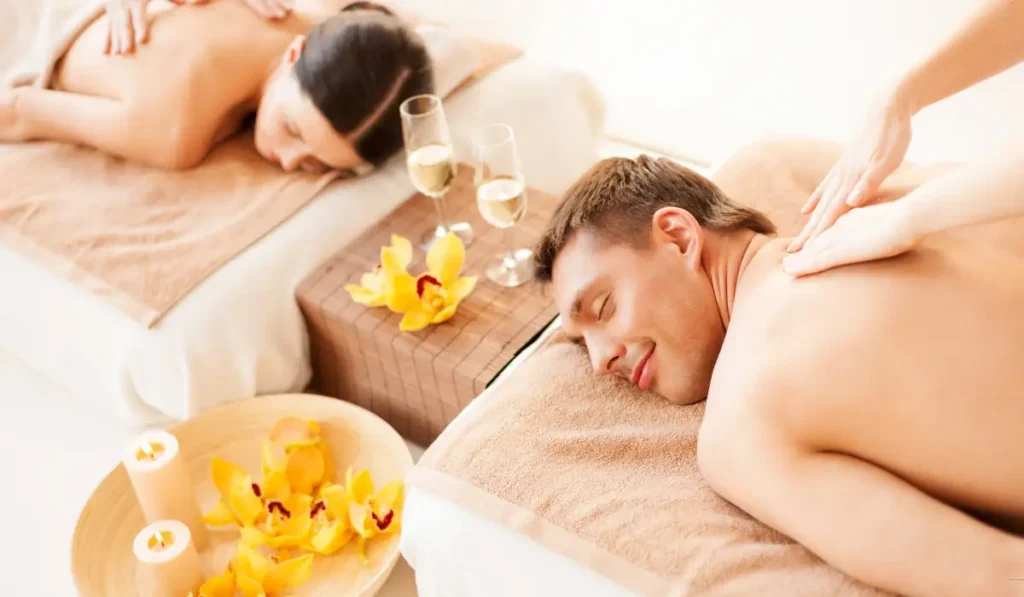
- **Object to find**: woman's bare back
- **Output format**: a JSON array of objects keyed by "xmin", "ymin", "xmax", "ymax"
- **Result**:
[{"xmin": 52, "ymin": 1, "xmax": 307, "ymax": 155}]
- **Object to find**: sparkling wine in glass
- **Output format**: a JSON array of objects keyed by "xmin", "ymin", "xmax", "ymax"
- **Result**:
[
  {"xmin": 472, "ymin": 123, "xmax": 532, "ymax": 287},
  {"xmin": 400, "ymin": 94, "xmax": 473, "ymax": 248}
]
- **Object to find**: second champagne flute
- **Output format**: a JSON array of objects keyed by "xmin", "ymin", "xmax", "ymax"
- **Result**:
[
  {"xmin": 399, "ymin": 94, "xmax": 473, "ymax": 249},
  {"xmin": 472, "ymin": 123, "xmax": 532, "ymax": 287}
]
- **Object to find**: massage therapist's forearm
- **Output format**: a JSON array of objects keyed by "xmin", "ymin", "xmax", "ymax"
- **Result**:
[
  {"xmin": 896, "ymin": 147, "xmax": 1024, "ymax": 240},
  {"xmin": 892, "ymin": 0, "xmax": 1024, "ymax": 116}
]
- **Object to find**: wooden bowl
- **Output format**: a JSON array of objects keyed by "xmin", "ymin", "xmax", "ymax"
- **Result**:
[{"xmin": 72, "ymin": 394, "xmax": 414, "ymax": 597}]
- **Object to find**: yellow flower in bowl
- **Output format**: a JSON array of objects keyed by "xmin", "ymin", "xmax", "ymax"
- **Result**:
[
  {"xmin": 387, "ymin": 232, "xmax": 478, "ymax": 332},
  {"xmin": 344, "ymin": 235, "xmax": 413, "ymax": 307}
]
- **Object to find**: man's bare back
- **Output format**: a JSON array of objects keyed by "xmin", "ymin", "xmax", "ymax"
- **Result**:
[{"xmin": 712, "ymin": 233, "xmax": 1024, "ymax": 520}]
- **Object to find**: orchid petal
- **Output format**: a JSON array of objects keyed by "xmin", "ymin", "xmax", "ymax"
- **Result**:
[
  {"xmin": 239, "ymin": 526, "xmax": 271, "ymax": 548},
  {"xmin": 261, "ymin": 470, "xmax": 290, "ymax": 501},
  {"xmin": 203, "ymin": 501, "xmax": 237, "ymax": 527},
  {"xmin": 449, "ymin": 275, "xmax": 478, "ymax": 303},
  {"xmin": 211, "ymin": 457, "xmax": 247, "ymax": 499},
  {"xmin": 427, "ymin": 232, "xmax": 464, "ymax": 287},
  {"xmin": 285, "ymin": 446, "xmax": 325, "ymax": 496},
  {"xmin": 232, "ymin": 544, "xmax": 269, "ymax": 585},
  {"xmin": 399, "ymin": 308, "xmax": 432, "ymax": 332},
  {"xmin": 320, "ymin": 484, "xmax": 350, "ymax": 522},
  {"xmin": 346, "ymin": 469, "xmax": 375, "ymax": 504},
  {"xmin": 432, "ymin": 304, "xmax": 457, "ymax": 324},
  {"xmin": 197, "ymin": 569, "xmax": 235, "ymax": 597},
  {"xmin": 390, "ymin": 235, "xmax": 413, "ymax": 269},
  {"xmin": 344, "ymin": 284, "xmax": 386, "ymax": 307},
  {"xmin": 263, "ymin": 554, "xmax": 314, "ymax": 594},
  {"xmin": 385, "ymin": 272, "xmax": 420, "ymax": 313}
]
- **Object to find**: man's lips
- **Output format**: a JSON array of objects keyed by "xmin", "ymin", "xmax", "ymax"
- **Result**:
[{"xmin": 631, "ymin": 346, "xmax": 655, "ymax": 391}]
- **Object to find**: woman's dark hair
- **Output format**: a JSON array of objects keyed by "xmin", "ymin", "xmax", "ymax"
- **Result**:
[{"xmin": 295, "ymin": 2, "xmax": 434, "ymax": 167}]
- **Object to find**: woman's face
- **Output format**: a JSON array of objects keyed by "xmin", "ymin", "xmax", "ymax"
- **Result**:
[{"xmin": 254, "ymin": 37, "xmax": 365, "ymax": 173}]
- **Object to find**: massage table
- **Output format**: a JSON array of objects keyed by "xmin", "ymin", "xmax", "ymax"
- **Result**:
[{"xmin": 0, "ymin": 43, "xmax": 604, "ymax": 427}]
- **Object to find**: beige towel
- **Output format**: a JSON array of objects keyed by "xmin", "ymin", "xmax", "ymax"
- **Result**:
[
  {"xmin": 413, "ymin": 339, "xmax": 893, "ymax": 597},
  {"xmin": 0, "ymin": 0, "xmax": 521, "ymax": 327}
]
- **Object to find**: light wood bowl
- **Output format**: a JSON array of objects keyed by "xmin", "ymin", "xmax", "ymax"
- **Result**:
[{"xmin": 72, "ymin": 394, "xmax": 414, "ymax": 597}]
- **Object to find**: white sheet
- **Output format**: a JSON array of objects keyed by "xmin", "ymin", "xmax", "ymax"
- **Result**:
[
  {"xmin": 403, "ymin": 487, "xmax": 634, "ymax": 597},
  {"xmin": 0, "ymin": 58, "xmax": 604, "ymax": 426}
]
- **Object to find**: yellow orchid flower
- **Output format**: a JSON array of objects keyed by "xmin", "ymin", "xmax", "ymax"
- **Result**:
[
  {"xmin": 197, "ymin": 569, "xmax": 235, "ymax": 597},
  {"xmin": 370, "ymin": 481, "xmax": 404, "ymax": 535},
  {"xmin": 205, "ymin": 457, "xmax": 265, "ymax": 528},
  {"xmin": 386, "ymin": 232, "xmax": 478, "ymax": 332},
  {"xmin": 230, "ymin": 543, "xmax": 313, "ymax": 597},
  {"xmin": 264, "ymin": 494, "xmax": 314, "ymax": 549},
  {"xmin": 344, "ymin": 235, "xmax": 414, "ymax": 307}
]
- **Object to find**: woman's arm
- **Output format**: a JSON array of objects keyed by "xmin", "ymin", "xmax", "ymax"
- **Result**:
[
  {"xmin": 4, "ymin": 87, "xmax": 207, "ymax": 169},
  {"xmin": 898, "ymin": 145, "xmax": 1024, "ymax": 239},
  {"xmin": 790, "ymin": 0, "xmax": 1024, "ymax": 251},
  {"xmin": 895, "ymin": 0, "xmax": 1024, "ymax": 115},
  {"xmin": 783, "ymin": 147, "xmax": 1024, "ymax": 277}
]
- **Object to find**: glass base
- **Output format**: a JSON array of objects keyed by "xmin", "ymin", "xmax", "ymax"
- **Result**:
[
  {"xmin": 485, "ymin": 248, "xmax": 533, "ymax": 287},
  {"xmin": 420, "ymin": 221, "xmax": 474, "ymax": 250}
]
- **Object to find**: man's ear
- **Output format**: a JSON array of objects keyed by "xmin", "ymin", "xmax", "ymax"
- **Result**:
[
  {"xmin": 283, "ymin": 35, "xmax": 307, "ymax": 65},
  {"xmin": 652, "ymin": 207, "xmax": 703, "ymax": 269}
]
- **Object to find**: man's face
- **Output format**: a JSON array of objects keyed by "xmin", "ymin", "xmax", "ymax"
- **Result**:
[{"xmin": 552, "ymin": 222, "xmax": 725, "ymax": 405}]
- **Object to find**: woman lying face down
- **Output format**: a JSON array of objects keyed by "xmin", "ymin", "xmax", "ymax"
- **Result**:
[{"xmin": 0, "ymin": 1, "xmax": 433, "ymax": 172}]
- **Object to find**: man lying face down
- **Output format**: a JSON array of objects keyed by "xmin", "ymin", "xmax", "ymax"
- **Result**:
[{"xmin": 534, "ymin": 154, "xmax": 1024, "ymax": 597}]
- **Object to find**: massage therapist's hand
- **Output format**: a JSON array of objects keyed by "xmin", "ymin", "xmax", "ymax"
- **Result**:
[
  {"xmin": 783, "ymin": 199, "xmax": 920, "ymax": 277},
  {"xmin": 104, "ymin": 0, "xmax": 294, "ymax": 55},
  {"xmin": 788, "ymin": 94, "xmax": 913, "ymax": 253}
]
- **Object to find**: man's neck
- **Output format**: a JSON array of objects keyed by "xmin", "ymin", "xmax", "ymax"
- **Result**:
[{"xmin": 702, "ymin": 230, "xmax": 771, "ymax": 329}]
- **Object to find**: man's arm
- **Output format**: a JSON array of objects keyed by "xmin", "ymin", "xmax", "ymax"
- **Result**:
[{"xmin": 699, "ymin": 399, "xmax": 1024, "ymax": 597}]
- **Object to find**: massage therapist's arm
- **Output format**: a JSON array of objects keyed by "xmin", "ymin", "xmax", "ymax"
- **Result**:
[
  {"xmin": 791, "ymin": 0, "xmax": 1024, "ymax": 250},
  {"xmin": 3, "ymin": 87, "xmax": 208, "ymax": 169},
  {"xmin": 783, "ymin": 146, "xmax": 1024, "ymax": 277},
  {"xmin": 700, "ymin": 386, "xmax": 1024, "ymax": 597}
]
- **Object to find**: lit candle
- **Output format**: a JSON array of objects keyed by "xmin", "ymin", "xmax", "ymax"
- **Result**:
[
  {"xmin": 122, "ymin": 431, "xmax": 208, "ymax": 551},
  {"xmin": 132, "ymin": 520, "xmax": 204, "ymax": 597}
]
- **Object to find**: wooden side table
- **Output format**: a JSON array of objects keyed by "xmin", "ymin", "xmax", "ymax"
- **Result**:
[{"xmin": 296, "ymin": 167, "xmax": 560, "ymax": 446}]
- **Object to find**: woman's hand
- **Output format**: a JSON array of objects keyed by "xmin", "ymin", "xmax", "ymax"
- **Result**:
[
  {"xmin": 238, "ymin": 0, "xmax": 295, "ymax": 20},
  {"xmin": 787, "ymin": 94, "xmax": 914, "ymax": 253},
  {"xmin": 782, "ymin": 200, "xmax": 920, "ymax": 278},
  {"xmin": 104, "ymin": 0, "xmax": 294, "ymax": 55}
]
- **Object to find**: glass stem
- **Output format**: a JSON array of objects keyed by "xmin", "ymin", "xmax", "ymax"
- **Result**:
[
  {"xmin": 502, "ymin": 225, "xmax": 517, "ymax": 267},
  {"xmin": 433, "ymin": 194, "xmax": 450, "ymax": 234}
]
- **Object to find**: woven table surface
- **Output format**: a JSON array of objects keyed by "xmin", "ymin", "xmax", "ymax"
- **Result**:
[{"xmin": 297, "ymin": 165, "xmax": 560, "ymax": 445}]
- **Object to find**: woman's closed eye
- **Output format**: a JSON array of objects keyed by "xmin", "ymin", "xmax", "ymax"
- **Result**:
[{"xmin": 597, "ymin": 294, "xmax": 613, "ymax": 321}]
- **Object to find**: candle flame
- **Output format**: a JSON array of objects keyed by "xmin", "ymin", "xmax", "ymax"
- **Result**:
[
  {"xmin": 147, "ymin": 530, "xmax": 176, "ymax": 552},
  {"xmin": 135, "ymin": 441, "xmax": 166, "ymax": 461}
]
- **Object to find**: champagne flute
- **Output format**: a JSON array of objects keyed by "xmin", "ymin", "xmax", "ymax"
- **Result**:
[
  {"xmin": 472, "ymin": 123, "xmax": 532, "ymax": 287},
  {"xmin": 399, "ymin": 94, "xmax": 473, "ymax": 249}
]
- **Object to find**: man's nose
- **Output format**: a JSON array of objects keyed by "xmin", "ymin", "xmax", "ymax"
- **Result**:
[{"xmin": 588, "ymin": 334, "xmax": 626, "ymax": 376}]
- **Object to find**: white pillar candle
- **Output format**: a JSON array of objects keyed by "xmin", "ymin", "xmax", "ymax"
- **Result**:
[
  {"xmin": 132, "ymin": 520, "xmax": 205, "ymax": 597},
  {"xmin": 122, "ymin": 430, "xmax": 209, "ymax": 551}
]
